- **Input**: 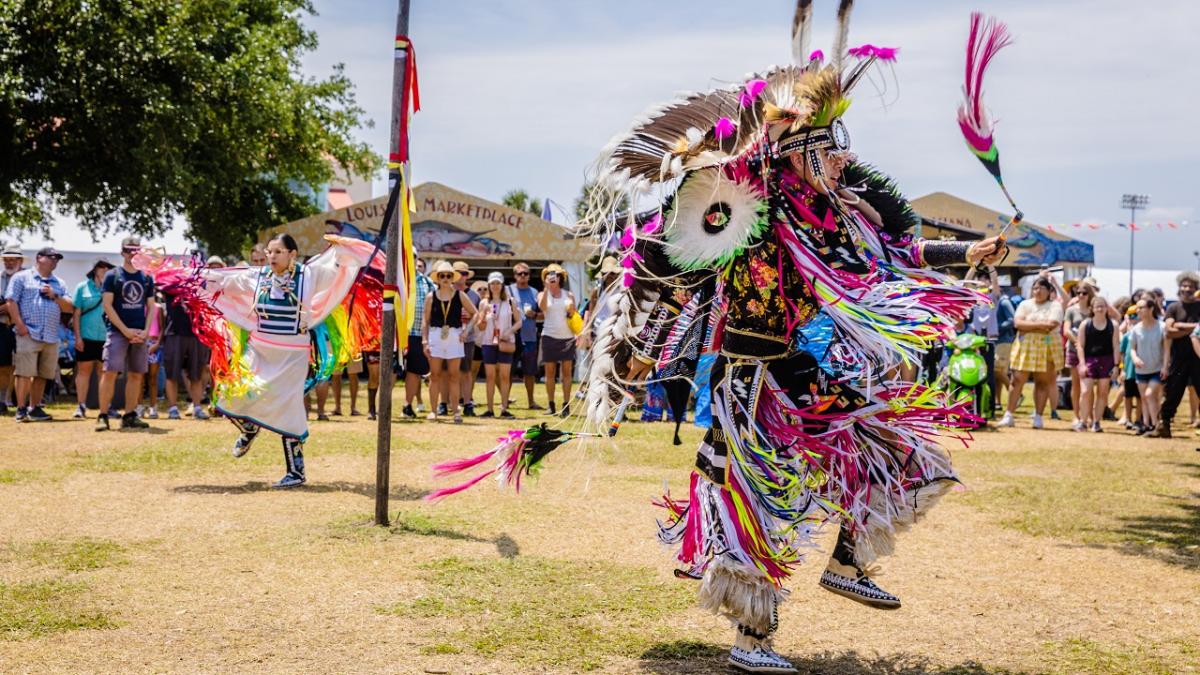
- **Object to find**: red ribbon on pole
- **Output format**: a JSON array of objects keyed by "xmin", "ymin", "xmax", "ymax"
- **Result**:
[{"xmin": 392, "ymin": 35, "xmax": 421, "ymax": 167}]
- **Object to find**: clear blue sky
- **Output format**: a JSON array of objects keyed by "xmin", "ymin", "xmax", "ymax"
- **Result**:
[{"xmin": 32, "ymin": 0, "xmax": 1200, "ymax": 270}]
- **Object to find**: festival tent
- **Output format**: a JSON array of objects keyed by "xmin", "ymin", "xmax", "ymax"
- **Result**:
[
  {"xmin": 912, "ymin": 192, "xmax": 1094, "ymax": 282},
  {"xmin": 266, "ymin": 182, "xmax": 593, "ymax": 295}
]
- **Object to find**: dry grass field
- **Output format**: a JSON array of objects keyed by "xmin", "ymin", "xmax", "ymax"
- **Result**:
[{"xmin": 1, "ymin": 385, "xmax": 1198, "ymax": 674}]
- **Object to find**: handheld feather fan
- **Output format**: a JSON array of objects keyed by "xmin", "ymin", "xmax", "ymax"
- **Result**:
[{"xmin": 958, "ymin": 12, "xmax": 1023, "ymax": 235}]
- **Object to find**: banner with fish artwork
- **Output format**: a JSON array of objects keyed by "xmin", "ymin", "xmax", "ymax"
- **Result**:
[{"xmin": 266, "ymin": 182, "xmax": 591, "ymax": 262}]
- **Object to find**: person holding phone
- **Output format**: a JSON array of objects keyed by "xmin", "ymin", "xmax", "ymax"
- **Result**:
[{"xmin": 5, "ymin": 247, "xmax": 74, "ymax": 422}]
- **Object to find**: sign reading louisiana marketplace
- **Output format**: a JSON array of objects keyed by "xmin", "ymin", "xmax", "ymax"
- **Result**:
[{"xmin": 267, "ymin": 182, "xmax": 590, "ymax": 262}]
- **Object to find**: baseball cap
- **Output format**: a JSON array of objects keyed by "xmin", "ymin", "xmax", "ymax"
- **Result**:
[
  {"xmin": 36, "ymin": 246, "xmax": 63, "ymax": 260},
  {"xmin": 487, "ymin": 271, "xmax": 504, "ymax": 284},
  {"xmin": 121, "ymin": 236, "xmax": 141, "ymax": 250}
]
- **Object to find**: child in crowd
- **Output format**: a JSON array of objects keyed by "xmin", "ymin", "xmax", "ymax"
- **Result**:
[{"xmin": 1075, "ymin": 295, "xmax": 1119, "ymax": 432}]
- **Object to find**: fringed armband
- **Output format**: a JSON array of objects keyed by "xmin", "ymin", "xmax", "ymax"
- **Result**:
[
  {"xmin": 917, "ymin": 239, "xmax": 973, "ymax": 268},
  {"xmin": 633, "ymin": 293, "xmax": 683, "ymax": 364}
]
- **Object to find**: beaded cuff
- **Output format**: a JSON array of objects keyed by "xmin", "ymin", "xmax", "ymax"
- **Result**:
[{"xmin": 918, "ymin": 239, "xmax": 973, "ymax": 268}]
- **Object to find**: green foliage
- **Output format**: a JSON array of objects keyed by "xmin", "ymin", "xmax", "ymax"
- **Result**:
[
  {"xmin": 378, "ymin": 555, "xmax": 696, "ymax": 670},
  {"xmin": 500, "ymin": 188, "xmax": 543, "ymax": 216},
  {"xmin": 0, "ymin": 0, "xmax": 379, "ymax": 254},
  {"xmin": 0, "ymin": 580, "xmax": 115, "ymax": 639}
]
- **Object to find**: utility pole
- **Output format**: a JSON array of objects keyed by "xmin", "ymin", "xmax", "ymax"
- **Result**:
[
  {"xmin": 1121, "ymin": 193, "xmax": 1149, "ymax": 296},
  {"xmin": 376, "ymin": 0, "xmax": 412, "ymax": 527}
]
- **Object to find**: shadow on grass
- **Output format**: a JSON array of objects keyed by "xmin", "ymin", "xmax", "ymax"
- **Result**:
[
  {"xmin": 172, "ymin": 481, "xmax": 429, "ymax": 500},
  {"xmin": 639, "ymin": 642, "xmax": 1022, "ymax": 674},
  {"xmin": 1110, "ymin": 490, "xmax": 1200, "ymax": 570}
]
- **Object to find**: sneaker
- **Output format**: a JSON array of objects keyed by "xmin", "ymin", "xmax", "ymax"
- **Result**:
[
  {"xmin": 350, "ymin": 410, "xmax": 362, "ymax": 417},
  {"xmin": 728, "ymin": 644, "xmax": 797, "ymax": 673},
  {"xmin": 437, "ymin": 402, "xmax": 448, "ymax": 416},
  {"xmin": 528, "ymin": 403, "xmax": 544, "ymax": 411},
  {"xmin": 818, "ymin": 569, "xmax": 901, "ymax": 609},
  {"xmin": 478, "ymin": 410, "xmax": 495, "ymax": 418},
  {"xmin": 547, "ymin": 401, "xmax": 556, "ymax": 416},
  {"xmin": 272, "ymin": 474, "xmax": 306, "ymax": 489},
  {"xmin": 499, "ymin": 409, "xmax": 514, "ymax": 419},
  {"xmin": 193, "ymin": 406, "xmax": 211, "ymax": 420},
  {"xmin": 1031, "ymin": 414, "xmax": 1044, "ymax": 430},
  {"xmin": 1138, "ymin": 424, "xmax": 1155, "ymax": 436},
  {"xmin": 27, "ymin": 406, "xmax": 51, "ymax": 422},
  {"xmin": 167, "ymin": 406, "xmax": 181, "ymax": 420},
  {"xmin": 331, "ymin": 409, "xmax": 342, "ymax": 416},
  {"xmin": 145, "ymin": 407, "xmax": 159, "ymax": 420},
  {"xmin": 73, "ymin": 403, "xmax": 87, "ymax": 419},
  {"xmin": 560, "ymin": 403, "xmax": 570, "ymax": 418},
  {"xmin": 426, "ymin": 411, "xmax": 438, "ymax": 421},
  {"xmin": 368, "ymin": 412, "xmax": 377, "ymax": 421},
  {"xmin": 1050, "ymin": 409, "xmax": 1061, "ymax": 421},
  {"xmin": 317, "ymin": 413, "xmax": 330, "ymax": 422},
  {"xmin": 120, "ymin": 412, "xmax": 149, "ymax": 429},
  {"xmin": 14, "ymin": 407, "xmax": 28, "ymax": 423},
  {"xmin": 0, "ymin": 403, "xmax": 7, "ymax": 416},
  {"xmin": 1091, "ymin": 421, "xmax": 1103, "ymax": 433},
  {"xmin": 1148, "ymin": 423, "xmax": 1172, "ymax": 439},
  {"xmin": 95, "ymin": 413, "xmax": 110, "ymax": 432},
  {"xmin": 462, "ymin": 402, "xmax": 476, "ymax": 417},
  {"xmin": 1071, "ymin": 419, "xmax": 1085, "ymax": 432},
  {"xmin": 453, "ymin": 411, "xmax": 463, "ymax": 424},
  {"xmin": 1132, "ymin": 421, "xmax": 1146, "ymax": 435},
  {"xmin": 997, "ymin": 412, "xmax": 1015, "ymax": 428},
  {"xmin": 402, "ymin": 404, "xmax": 416, "ymax": 419}
]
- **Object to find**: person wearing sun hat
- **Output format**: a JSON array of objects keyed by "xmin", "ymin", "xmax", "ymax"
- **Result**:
[
  {"xmin": 5, "ymin": 246, "xmax": 73, "ymax": 422},
  {"xmin": 421, "ymin": 260, "xmax": 476, "ymax": 422},
  {"xmin": 70, "ymin": 258, "xmax": 116, "ymax": 418},
  {"xmin": 537, "ymin": 262, "xmax": 578, "ymax": 417},
  {"xmin": 0, "ymin": 246, "xmax": 26, "ymax": 414}
]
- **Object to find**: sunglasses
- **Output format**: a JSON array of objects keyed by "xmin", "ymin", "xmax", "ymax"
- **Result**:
[
  {"xmin": 437, "ymin": 273, "xmax": 453, "ymax": 279},
  {"xmin": 546, "ymin": 273, "xmax": 559, "ymax": 280},
  {"xmin": 515, "ymin": 271, "xmax": 529, "ymax": 277}
]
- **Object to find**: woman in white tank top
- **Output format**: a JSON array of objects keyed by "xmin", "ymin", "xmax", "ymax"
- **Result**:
[{"xmin": 538, "ymin": 264, "xmax": 577, "ymax": 417}]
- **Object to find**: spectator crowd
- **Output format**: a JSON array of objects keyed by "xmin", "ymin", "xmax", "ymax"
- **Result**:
[{"xmin": 6, "ymin": 234, "xmax": 1200, "ymax": 443}]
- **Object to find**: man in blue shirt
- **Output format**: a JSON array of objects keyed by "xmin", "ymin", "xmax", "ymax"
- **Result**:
[
  {"xmin": 509, "ymin": 261, "xmax": 543, "ymax": 410},
  {"xmin": 98, "ymin": 236, "xmax": 157, "ymax": 431},
  {"xmin": 5, "ymin": 247, "xmax": 73, "ymax": 421}
]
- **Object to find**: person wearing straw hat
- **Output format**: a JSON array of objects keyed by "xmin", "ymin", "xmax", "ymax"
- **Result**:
[
  {"xmin": 421, "ymin": 261, "xmax": 477, "ymax": 423},
  {"xmin": 70, "ymin": 258, "xmax": 115, "ymax": 418},
  {"xmin": 5, "ymin": 247, "xmax": 73, "ymax": 422},
  {"xmin": 537, "ymin": 263, "xmax": 578, "ymax": 417},
  {"xmin": 0, "ymin": 246, "xmax": 26, "ymax": 414}
]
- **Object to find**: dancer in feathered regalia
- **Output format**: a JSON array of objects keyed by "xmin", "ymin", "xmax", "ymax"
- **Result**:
[
  {"xmin": 431, "ymin": 2, "xmax": 1012, "ymax": 671},
  {"xmin": 137, "ymin": 233, "xmax": 382, "ymax": 488}
]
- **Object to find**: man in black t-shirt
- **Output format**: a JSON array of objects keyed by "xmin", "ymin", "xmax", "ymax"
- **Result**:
[
  {"xmin": 97, "ymin": 236, "xmax": 156, "ymax": 431},
  {"xmin": 1150, "ymin": 271, "xmax": 1200, "ymax": 438},
  {"xmin": 161, "ymin": 290, "xmax": 211, "ymax": 421}
]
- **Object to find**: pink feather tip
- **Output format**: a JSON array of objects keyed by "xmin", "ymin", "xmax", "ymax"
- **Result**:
[
  {"xmin": 619, "ymin": 224, "xmax": 635, "ymax": 249},
  {"xmin": 738, "ymin": 79, "xmax": 768, "ymax": 107},
  {"xmin": 808, "ymin": 49, "xmax": 824, "ymax": 62},
  {"xmin": 713, "ymin": 117, "xmax": 736, "ymax": 140},
  {"xmin": 622, "ymin": 272, "xmax": 635, "ymax": 288},
  {"xmin": 642, "ymin": 213, "xmax": 663, "ymax": 234}
]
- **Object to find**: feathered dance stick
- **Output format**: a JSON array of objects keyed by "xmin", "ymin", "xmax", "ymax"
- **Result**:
[
  {"xmin": 426, "ymin": 424, "xmax": 600, "ymax": 501},
  {"xmin": 957, "ymin": 12, "xmax": 1022, "ymax": 235}
]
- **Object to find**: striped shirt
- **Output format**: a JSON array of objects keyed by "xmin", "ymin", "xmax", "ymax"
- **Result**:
[
  {"xmin": 5, "ymin": 269, "xmax": 67, "ymax": 344},
  {"xmin": 410, "ymin": 273, "xmax": 433, "ymax": 336},
  {"xmin": 254, "ymin": 266, "xmax": 305, "ymax": 335}
]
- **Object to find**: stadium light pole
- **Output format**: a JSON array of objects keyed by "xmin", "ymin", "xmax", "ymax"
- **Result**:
[{"xmin": 1121, "ymin": 193, "xmax": 1150, "ymax": 295}]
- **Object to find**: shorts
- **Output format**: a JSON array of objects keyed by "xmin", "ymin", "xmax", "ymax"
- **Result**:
[
  {"xmin": 402, "ymin": 337, "xmax": 430, "ymax": 377},
  {"xmin": 481, "ymin": 344, "xmax": 514, "ymax": 365},
  {"xmin": 363, "ymin": 350, "xmax": 380, "ymax": 366},
  {"xmin": 77, "ymin": 338, "xmax": 105, "ymax": 363},
  {"xmin": 520, "ymin": 339, "xmax": 538, "ymax": 376},
  {"xmin": 995, "ymin": 342, "xmax": 1012, "ymax": 372},
  {"xmin": 1135, "ymin": 372, "xmax": 1162, "ymax": 384},
  {"xmin": 459, "ymin": 341, "xmax": 477, "ymax": 371},
  {"xmin": 0, "ymin": 323, "xmax": 14, "ymax": 367},
  {"xmin": 1083, "ymin": 354, "xmax": 1115, "ymax": 380},
  {"xmin": 1124, "ymin": 378, "xmax": 1140, "ymax": 398},
  {"xmin": 163, "ymin": 335, "xmax": 210, "ymax": 382},
  {"xmin": 427, "ymin": 326, "xmax": 465, "ymax": 360},
  {"xmin": 340, "ymin": 358, "xmax": 364, "ymax": 375},
  {"xmin": 1066, "ymin": 348, "xmax": 1080, "ymax": 368},
  {"xmin": 541, "ymin": 335, "xmax": 575, "ymax": 363},
  {"xmin": 103, "ymin": 331, "xmax": 149, "ymax": 374},
  {"xmin": 147, "ymin": 338, "xmax": 162, "ymax": 366},
  {"xmin": 14, "ymin": 334, "xmax": 58, "ymax": 380}
]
